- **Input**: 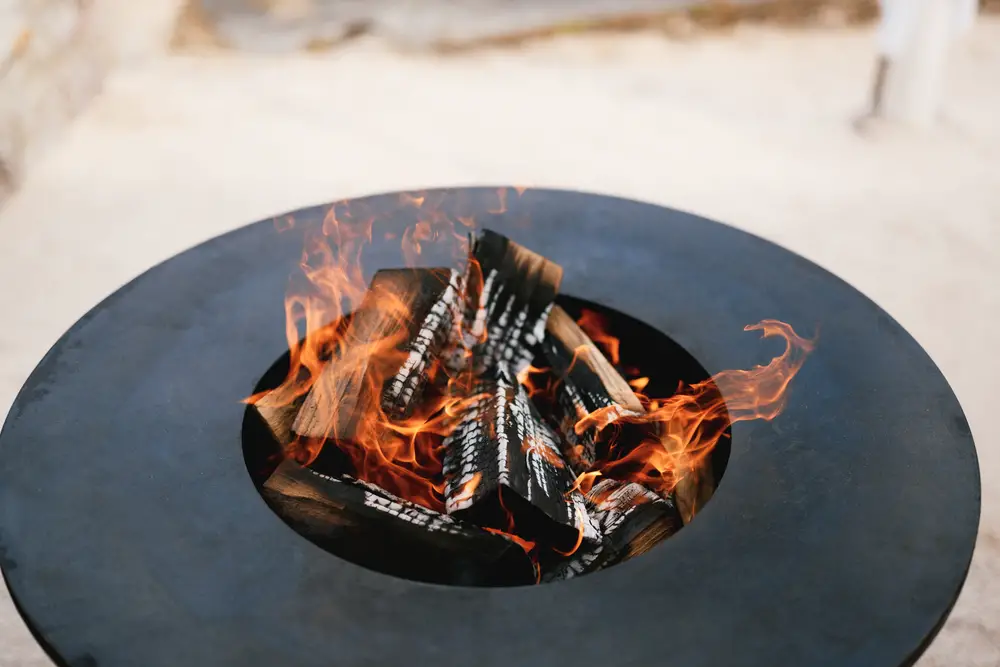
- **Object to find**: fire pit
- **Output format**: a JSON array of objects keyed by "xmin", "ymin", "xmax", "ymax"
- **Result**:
[{"xmin": 0, "ymin": 188, "xmax": 980, "ymax": 667}]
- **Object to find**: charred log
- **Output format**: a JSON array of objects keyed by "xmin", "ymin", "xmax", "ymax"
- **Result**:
[
  {"xmin": 542, "ymin": 478, "xmax": 681, "ymax": 582},
  {"xmin": 293, "ymin": 267, "xmax": 461, "ymax": 441},
  {"xmin": 541, "ymin": 305, "xmax": 646, "ymax": 473},
  {"xmin": 442, "ymin": 364, "xmax": 599, "ymax": 550},
  {"xmin": 461, "ymin": 230, "xmax": 563, "ymax": 376},
  {"xmin": 262, "ymin": 459, "xmax": 536, "ymax": 587}
]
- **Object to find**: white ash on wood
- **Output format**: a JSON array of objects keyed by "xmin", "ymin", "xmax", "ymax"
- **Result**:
[
  {"xmin": 293, "ymin": 267, "xmax": 461, "ymax": 441},
  {"xmin": 542, "ymin": 478, "xmax": 682, "ymax": 582},
  {"xmin": 460, "ymin": 230, "xmax": 563, "ymax": 376},
  {"xmin": 442, "ymin": 364, "xmax": 600, "ymax": 549},
  {"xmin": 262, "ymin": 459, "xmax": 537, "ymax": 586}
]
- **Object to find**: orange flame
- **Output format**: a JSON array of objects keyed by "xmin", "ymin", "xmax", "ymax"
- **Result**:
[
  {"xmin": 576, "ymin": 320, "xmax": 815, "ymax": 496},
  {"xmin": 521, "ymin": 435, "xmax": 566, "ymax": 469},
  {"xmin": 250, "ymin": 190, "xmax": 815, "ymax": 564},
  {"xmin": 577, "ymin": 309, "xmax": 621, "ymax": 365},
  {"xmin": 248, "ymin": 197, "xmax": 473, "ymax": 511},
  {"xmin": 628, "ymin": 376, "xmax": 650, "ymax": 392},
  {"xmin": 451, "ymin": 472, "xmax": 482, "ymax": 506},
  {"xmin": 484, "ymin": 527, "xmax": 537, "ymax": 554}
]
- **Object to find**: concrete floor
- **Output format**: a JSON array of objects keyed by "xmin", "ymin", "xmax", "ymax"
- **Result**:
[{"xmin": 1, "ymin": 19, "xmax": 998, "ymax": 666}]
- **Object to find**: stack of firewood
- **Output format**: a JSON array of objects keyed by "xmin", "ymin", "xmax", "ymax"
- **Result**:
[{"xmin": 254, "ymin": 229, "xmax": 700, "ymax": 586}]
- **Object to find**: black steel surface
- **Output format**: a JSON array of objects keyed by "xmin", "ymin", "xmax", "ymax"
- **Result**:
[{"xmin": 0, "ymin": 188, "xmax": 980, "ymax": 667}]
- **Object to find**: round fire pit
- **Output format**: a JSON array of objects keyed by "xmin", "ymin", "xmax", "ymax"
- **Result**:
[{"xmin": 0, "ymin": 188, "xmax": 980, "ymax": 667}]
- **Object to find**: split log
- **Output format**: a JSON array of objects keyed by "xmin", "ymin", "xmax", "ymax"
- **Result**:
[
  {"xmin": 293, "ymin": 267, "xmax": 461, "ymax": 441},
  {"xmin": 542, "ymin": 305, "xmax": 645, "ymax": 473},
  {"xmin": 461, "ymin": 230, "xmax": 563, "ymax": 376},
  {"xmin": 442, "ymin": 364, "xmax": 600, "ymax": 549},
  {"xmin": 542, "ymin": 478, "xmax": 682, "ymax": 582},
  {"xmin": 251, "ymin": 392, "xmax": 303, "ymax": 447},
  {"xmin": 670, "ymin": 459, "xmax": 715, "ymax": 525},
  {"xmin": 262, "ymin": 459, "xmax": 536, "ymax": 587}
]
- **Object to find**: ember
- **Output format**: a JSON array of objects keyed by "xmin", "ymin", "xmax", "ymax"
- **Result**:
[{"xmin": 248, "ymin": 195, "xmax": 814, "ymax": 586}]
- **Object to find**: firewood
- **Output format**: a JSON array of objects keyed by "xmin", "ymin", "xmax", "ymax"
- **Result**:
[
  {"xmin": 442, "ymin": 364, "xmax": 600, "ymax": 550},
  {"xmin": 542, "ymin": 478, "xmax": 682, "ymax": 582},
  {"xmin": 293, "ymin": 268, "xmax": 461, "ymax": 440},
  {"xmin": 262, "ymin": 459, "xmax": 536, "ymax": 587},
  {"xmin": 542, "ymin": 305, "xmax": 645, "ymax": 473},
  {"xmin": 671, "ymin": 459, "xmax": 716, "ymax": 525},
  {"xmin": 251, "ymin": 392, "xmax": 302, "ymax": 447},
  {"xmin": 461, "ymin": 230, "xmax": 563, "ymax": 375}
]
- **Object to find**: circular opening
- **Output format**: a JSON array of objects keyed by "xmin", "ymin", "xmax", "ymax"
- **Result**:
[{"xmin": 242, "ymin": 294, "xmax": 730, "ymax": 586}]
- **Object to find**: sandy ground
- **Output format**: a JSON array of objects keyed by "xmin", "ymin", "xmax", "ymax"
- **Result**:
[{"xmin": 1, "ymin": 18, "xmax": 998, "ymax": 666}]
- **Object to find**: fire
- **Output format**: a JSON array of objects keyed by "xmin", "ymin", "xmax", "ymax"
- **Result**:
[
  {"xmin": 249, "ymin": 188, "xmax": 815, "ymax": 561},
  {"xmin": 522, "ymin": 435, "xmax": 566, "ymax": 469},
  {"xmin": 628, "ymin": 376, "xmax": 650, "ymax": 392},
  {"xmin": 248, "ymin": 198, "xmax": 472, "ymax": 511},
  {"xmin": 451, "ymin": 472, "xmax": 482, "ymax": 506},
  {"xmin": 577, "ymin": 309, "xmax": 621, "ymax": 365},
  {"xmin": 577, "ymin": 320, "xmax": 815, "ymax": 496},
  {"xmin": 517, "ymin": 364, "xmax": 553, "ymax": 398}
]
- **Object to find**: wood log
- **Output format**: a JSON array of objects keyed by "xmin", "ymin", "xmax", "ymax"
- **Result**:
[
  {"xmin": 461, "ymin": 230, "xmax": 563, "ymax": 376},
  {"xmin": 262, "ymin": 459, "xmax": 536, "ymax": 587},
  {"xmin": 293, "ymin": 267, "xmax": 461, "ymax": 440},
  {"xmin": 541, "ymin": 305, "xmax": 645, "ymax": 473},
  {"xmin": 251, "ymin": 392, "xmax": 303, "ymax": 447},
  {"xmin": 671, "ymin": 458, "xmax": 715, "ymax": 526},
  {"xmin": 442, "ymin": 364, "xmax": 600, "ymax": 549},
  {"xmin": 542, "ymin": 478, "xmax": 681, "ymax": 582},
  {"xmin": 544, "ymin": 304, "xmax": 714, "ymax": 522}
]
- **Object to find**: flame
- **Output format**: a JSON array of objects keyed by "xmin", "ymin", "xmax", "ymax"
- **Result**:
[
  {"xmin": 552, "ymin": 506, "xmax": 586, "ymax": 557},
  {"xmin": 569, "ymin": 470, "xmax": 603, "ymax": 495},
  {"xmin": 521, "ymin": 435, "xmax": 566, "ymax": 469},
  {"xmin": 248, "ymin": 197, "xmax": 473, "ymax": 511},
  {"xmin": 575, "ymin": 320, "xmax": 815, "ymax": 496},
  {"xmin": 628, "ymin": 376, "xmax": 650, "ymax": 392},
  {"xmin": 250, "ymin": 189, "xmax": 815, "ymax": 568},
  {"xmin": 516, "ymin": 364, "xmax": 553, "ymax": 398},
  {"xmin": 577, "ymin": 309, "xmax": 621, "ymax": 365},
  {"xmin": 451, "ymin": 472, "xmax": 482, "ymax": 506},
  {"xmin": 484, "ymin": 527, "xmax": 537, "ymax": 554}
]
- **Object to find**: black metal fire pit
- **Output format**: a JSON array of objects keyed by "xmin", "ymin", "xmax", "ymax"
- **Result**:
[{"xmin": 0, "ymin": 188, "xmax": 980, "ymax": 667}]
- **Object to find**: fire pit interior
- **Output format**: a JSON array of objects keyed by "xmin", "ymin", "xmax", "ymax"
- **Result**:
[
  {"xmin": 242, "ymin": 293, "xmax": 731, "ymax": 586},
  {"xmin": 238, "ymin": 220, "xmax": 810, "ymax": 588}
]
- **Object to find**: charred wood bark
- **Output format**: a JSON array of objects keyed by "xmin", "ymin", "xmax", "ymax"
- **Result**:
[
  {"xmin": 442, "ymin": 364, "xmax": 599, "ymax": 549},
  {"xmin": 542, "ymin": 478, "xmax": 682, "ymax": 582},
  {"xmin": 262, "ymin": 459, "xmax": 536, "ymax": 587},
  {"xmin": 461, "ymin": 230, "xmax": 563, "ymax": 375},
  {"xmin": 293, "ymin": 267, "xmax": 461, "ymax": 441},
  {"xmin": 542, "ymin": 305, "xmax": 646, "ymax": 473}
]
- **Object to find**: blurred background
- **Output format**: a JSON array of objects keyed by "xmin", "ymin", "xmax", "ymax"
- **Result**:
[{"xmin": 1, "ymin": 1, "xmax": 998, "ymax": 665}]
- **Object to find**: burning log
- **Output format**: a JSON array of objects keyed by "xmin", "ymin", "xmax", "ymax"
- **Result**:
[
  {"xmin": 672, "ymin": 460, "xmax": 716, "ymax": 526},
  {"xmin": 542, "ymin": 478, "xmax": 682, "ymax": 582},
  {"xmin": 251, "ymin": 392, "xmax": 303, "ymax": 447},
  {"xmin": 462, "ymin": 230, "xmax": 563, "ymax": 375},
  {"xmin": 262, "ymin": 459, "xmax": 537, "ymax": 587},
  {"xmin": 442, "ymin": 364, "xmax": 600, "ymax": 549},
  {"xmin": 293, "ymin": 267, "xmax": 461, "ymax": 441},
  {"xmin": 542, "ymin": 305, "xmax": 645, "ymax": 473}
]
